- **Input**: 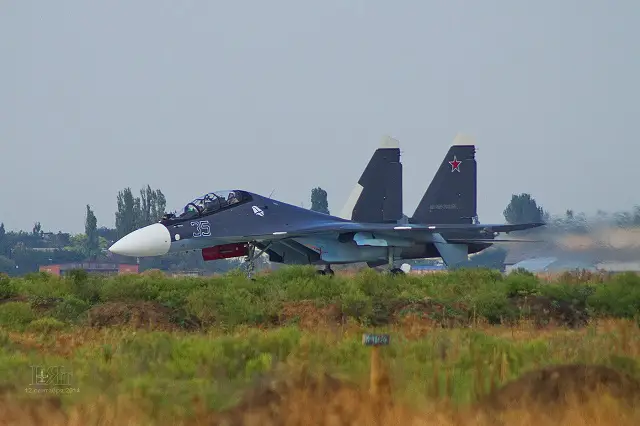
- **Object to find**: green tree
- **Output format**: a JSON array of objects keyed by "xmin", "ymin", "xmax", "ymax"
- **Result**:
[
  {"xmin": 69, "ymin": 234, "xmax": 87, "ymax": 252},
  {"xmin": 52, "ymin": 231, "xmax": 71, "ymax": 248},
  {"xmin": 84, "ymin": 205, "xmax": 99, "ymax": 260},
  {"xmin": 133, "ymin": 196, "xmax": 142, "ymax": 229},
  {"xmin": 32, "ymin": 222, "xmax": 42, "ymax": 237},
  {"xmin": 115, "ymin": 187, "xmax": 137, "ymax": 238},
  {"xmin": 97, "ymin": 227, "xmax": 118, "ymax": 244},
  {"xmin": 141, "ymin": 185, "xmax": 166, "ymax": 224},
  {"xmin": 116, "ymin": 186, "xmax": 167, "ymax": 237},
  {"xmin": 154, "ymin": 189, "xmax": 166, "ymax": 222},
  {"xmin": 310, "ymin": 187, "xmax": 329, "ymax": 214},
  {"xmin": 503, "ymin": 193, "xmax": 545, "ymax": 224},
  {"xmin": 0, "ymin": 223, "xmax": 5, "ymax": 254},
  {"xmin": 140, "ymin": 185, "xmax": 153, "ymax": 226},
  {"xmin": 0, "ymin": 255, "xmax": 15, "ymax": 275}
]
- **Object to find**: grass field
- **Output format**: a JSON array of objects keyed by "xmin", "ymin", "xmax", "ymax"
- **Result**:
[{"xmin": 0, "ymin": 267, "xmax": 639, "ymax": 425}]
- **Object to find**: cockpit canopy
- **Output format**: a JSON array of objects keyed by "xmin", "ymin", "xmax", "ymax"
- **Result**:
[{"xmin": 162, "ymin": 190, "xmax": 250, "ymax": 222}]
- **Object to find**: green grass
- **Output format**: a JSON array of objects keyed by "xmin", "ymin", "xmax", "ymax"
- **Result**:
[
  {"xmin": 0, "ymin": 266, "xmax": 638, "ymax": 422},
  {"xmin": 1, "ymin": 266, "xmax": 638, "ymax": 331}
]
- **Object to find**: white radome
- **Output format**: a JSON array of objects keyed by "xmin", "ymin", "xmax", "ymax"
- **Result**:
[{"xmin": 108, "ymin": 223, "xmax": 171, "ymax": 257}]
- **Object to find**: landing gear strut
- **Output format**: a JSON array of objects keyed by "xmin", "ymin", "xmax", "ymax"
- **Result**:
[
  {"xmin": 387, "ymin": 247, "xmax": 404, "ymax": 275},
  {"xmin": 317, "ymin": 264, "xmax": 335, "ymax": 276},
  {"xmin": 243, "ymin": 241, "xmax": 271, "ymax": 279},
  {"xmin": 244, "ymin": 244, "xmax": 256, "ymax": 279}
]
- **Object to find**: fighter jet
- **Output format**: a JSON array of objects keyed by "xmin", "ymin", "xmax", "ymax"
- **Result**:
[
  {"xmin": 108, "ymin": 141, "xmax": 545, "ymax": 276},
  {"xmin": 338, "ymin": 134, "xmax": 518, "ymax": 268}
]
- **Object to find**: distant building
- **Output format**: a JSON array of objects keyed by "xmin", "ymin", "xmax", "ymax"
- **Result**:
[{"xmin": 39, "ymin": 262, "xmax": 139, "ymax": 276}]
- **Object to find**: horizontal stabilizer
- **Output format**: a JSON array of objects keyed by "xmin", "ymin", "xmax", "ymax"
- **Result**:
[{"xmin": 488, "ymin": 223, "xmax": 546, "ymax": 233}]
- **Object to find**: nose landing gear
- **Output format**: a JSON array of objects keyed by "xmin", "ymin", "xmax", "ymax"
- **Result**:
[{"xmin": 243, "ymin": 241, "xmax": 271, "ymax": 280}]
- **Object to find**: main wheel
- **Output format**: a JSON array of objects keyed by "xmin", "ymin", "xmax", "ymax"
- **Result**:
[{"xmin": 389, "ymin": 268, "xmax": 405, "ymax": 275}]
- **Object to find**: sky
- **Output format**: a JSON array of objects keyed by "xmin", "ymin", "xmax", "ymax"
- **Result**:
[{"xmin": 1, "ymin": 0, "xmax": 639, "ymax": 234}]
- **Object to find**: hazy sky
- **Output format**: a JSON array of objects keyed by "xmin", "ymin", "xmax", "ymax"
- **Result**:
[{"xmin": 2, "ymin": 1, "xmax": 638, "ymax": 234}]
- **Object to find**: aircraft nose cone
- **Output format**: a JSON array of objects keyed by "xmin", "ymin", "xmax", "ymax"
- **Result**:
[{"xmin": 108, "ymin": 223, "xmax": 171, "ymax": 257}]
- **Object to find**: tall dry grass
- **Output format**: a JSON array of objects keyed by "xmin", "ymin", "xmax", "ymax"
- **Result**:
[
  {"xmin": 1, "ymin": 319, "xmax": 639, "ymax": 425},
  {"xmin": 1, "ymin": 369, "xmax": 638, "ymax": 425}
]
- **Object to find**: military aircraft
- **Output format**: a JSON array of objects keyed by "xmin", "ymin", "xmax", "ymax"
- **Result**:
[
  {"xmin": 336, "ymin": 134, "xmax": 522, "ymax": 268},
  {"xmin": 108, "ymin": 137, "xmax": 545, "ymax": 276}
]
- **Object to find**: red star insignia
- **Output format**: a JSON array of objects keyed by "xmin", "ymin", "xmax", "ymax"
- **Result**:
[{"xmin": 449, "ymin": 156, "xmax": 462, "ymax": 172}]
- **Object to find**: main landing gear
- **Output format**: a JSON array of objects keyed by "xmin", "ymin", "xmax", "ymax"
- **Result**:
[
  {"xmin": 387, "ymin": 248, "xmax": 405, "ymax": 275},
  {"xmin": 317, "ymin": 265, "xmax": 335, "ymax": 276}
]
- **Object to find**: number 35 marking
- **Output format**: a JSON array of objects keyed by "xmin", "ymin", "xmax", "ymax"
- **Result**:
[{"xmin": 191, "ymin": 220, "xmax": 211, "ymax": 237}]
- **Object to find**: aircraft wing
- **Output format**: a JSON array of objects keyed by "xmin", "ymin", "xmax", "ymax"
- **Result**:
[{"xmin": 243, "ymin": 221, "xmax": 545, "ymax": 243}]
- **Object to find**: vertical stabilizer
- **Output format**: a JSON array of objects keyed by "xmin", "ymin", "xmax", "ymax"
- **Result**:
[
  {"xmin": 339, "ymin": 135, "xmax": 403, "ymax": 223},
  {"xmin": 410, "ymin": 134, "xmax": 477, "ymax": 224}
]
